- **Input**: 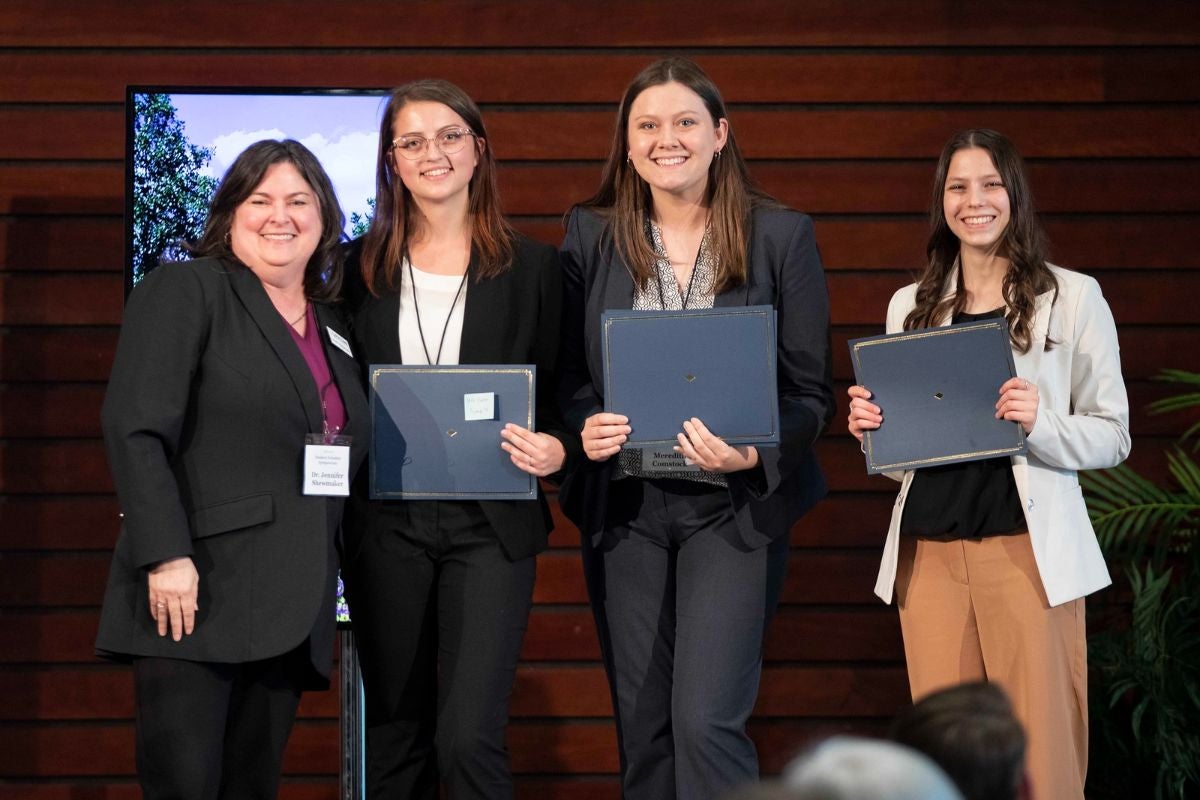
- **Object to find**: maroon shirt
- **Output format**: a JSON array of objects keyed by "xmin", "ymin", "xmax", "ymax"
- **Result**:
[{"xmin": 287, "ymin": 304, "xmax": 347, "ymax": 438}]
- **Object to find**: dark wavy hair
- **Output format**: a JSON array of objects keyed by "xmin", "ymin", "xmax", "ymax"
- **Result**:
[
  {"xmin": 904, "ymin": 128, "xmax": 1056, "ymax": 353},
  {"xmin": 191, "ymin": 139, "xmax": 345, "ymax": 303},
  {"xmin": 359, "ymin": 79, "xmax": 515, "ymax": 295},
  {"xmin": 890, "ymin": 682, "xmax": 1027, "ymax": 800},
  {"xmin": 579, "ymin": 57, "xmax": 779, "ymax": 294}
]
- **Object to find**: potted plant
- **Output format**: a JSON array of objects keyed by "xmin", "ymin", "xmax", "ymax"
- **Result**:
[{"xmin": 1082, "ymin": 369, "xmax": 1200, "ymax": 799}]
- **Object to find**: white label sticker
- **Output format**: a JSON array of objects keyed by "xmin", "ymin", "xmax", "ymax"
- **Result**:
[
  {"xmin": 464, "ymin": 392, "xmax": 496, "ymax": 421},
  {"xmin": 327, "ymin": 327, "xmax": 353, "ymax": 358},
  {"xmin": 640, "ymin": 448, "xmax": 700, "ymax": 474},
  {"xmin": 303, "ymin": 443, "xmax": 351, "ymax": 496}
]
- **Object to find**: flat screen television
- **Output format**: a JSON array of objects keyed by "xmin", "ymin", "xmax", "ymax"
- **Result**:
[
  {"xmin": 125, "ymin": 86, "xmax": 390, "ymax": 624},
  {"xmin": 126, "ymin": 86, "xmax": 388, "ymax": 287}
]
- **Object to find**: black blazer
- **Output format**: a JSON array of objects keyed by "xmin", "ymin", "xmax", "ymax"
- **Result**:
[
  {"xmin": 95, "ymin": 258, "xmax": 369, "ymax": 685},
  {"xmin": 345, "ymin": 234, "xmax": 580, "ymax": 561},
  {"xmin": 558, "ymin": 206, "xmax": 835, "ymax": 549}
]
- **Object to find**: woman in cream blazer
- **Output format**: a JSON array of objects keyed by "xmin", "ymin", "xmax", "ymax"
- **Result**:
[
  {"xmin": 848, "ymin": 129, "xmax": 1129, "ymax": 800},
  {"xmin": 873, "ymin": 262, "xmax": 1128, "ymax": 608}
]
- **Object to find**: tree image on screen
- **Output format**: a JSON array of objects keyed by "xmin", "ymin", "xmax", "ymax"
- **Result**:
[
  {"xmin": 131, "ymin": 93, "xmax": 219, "ymax": 283},
  {"xmin": 350, "ymin": 196, "xmax": 375, "ymax": 239}
]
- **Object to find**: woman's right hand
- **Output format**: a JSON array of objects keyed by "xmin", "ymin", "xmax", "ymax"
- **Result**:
[
  {"xmin": 847, "ymin": 385, "xmax": 883, "ymax": 443},
  {"xmin": 148, "ymin": 556, "xmax": 199, "ymax": 642},
  {"xmin": 581, "ymin": 412, "xmax": 631, "ymax": 462}
]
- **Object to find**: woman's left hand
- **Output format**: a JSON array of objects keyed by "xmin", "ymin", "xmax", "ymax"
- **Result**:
[
  {"xmin": 501, "ymin": 423, "xmax": 567, "ymax": 477},
  {"xmin": 997, "ymin": 377, "xmax": 1039, "ymax": 434},
  {"xmin": 674, "ymin": 417, "xmax": 759, "ymax": 473}
]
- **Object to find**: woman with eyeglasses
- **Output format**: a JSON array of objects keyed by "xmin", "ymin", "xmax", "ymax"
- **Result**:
[
  {"xmin": 339, "ymin": 80, "xmax": 577, "ymax": 800},
  {"xmin": 558, "ymin": 58, "xmax": 835, "ymax": 799}
]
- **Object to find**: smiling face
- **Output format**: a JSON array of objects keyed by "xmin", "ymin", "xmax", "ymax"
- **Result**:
[
  {"xmin": 943, "ymin": 147, "xmax": 1012, "ymax": 258},
  {"xmin": 626, "ymin": 81, "xmax": 728, "ymax": 206},
  {"xmin": 229, "ymin": 160, "xmax": 322, "ymax": 286},
  {"xmin": 389, "ymin": 100, "xmax": 480, "ymax": 212}
]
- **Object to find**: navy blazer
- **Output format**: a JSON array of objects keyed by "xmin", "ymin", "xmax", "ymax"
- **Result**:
[
  {"xmin": 96, "ymin": 258, "xmax": 369, "ymax": 685},
  {"xmin": 557, "ymin": 205, "xmax": 835, "ymax": 549},
  {"xmin": 344, "ymin": 234, "xmax": 580, "ymax": 562}
]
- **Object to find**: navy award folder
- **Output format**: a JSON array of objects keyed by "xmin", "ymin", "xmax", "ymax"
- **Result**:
[
  {"xmin": 849, "ymin": 319, "xmax": 1027, "ymax": 475},
  {"xmin": 370, "ymin": 365, "xmax": 537, "ymax": 500},
  {"xmin": 601, "ymin": 305, "xmax": 779, "ymax": 448}
]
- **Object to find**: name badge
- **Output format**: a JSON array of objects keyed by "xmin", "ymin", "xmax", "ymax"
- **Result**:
[
  {"xmin": 640, "ymin": 448, "xmax": 700, "ymax": 474},
  {"xmin": 327, "ymin": 327, "xmax": 353, "ymax": 358},
  {"xmin": 303, "ymin": 433, "xmax": 352, "ymax": 496},
  {"xmin": 463, "ymin": 392, "xmax": 496, "ymax": 421}
]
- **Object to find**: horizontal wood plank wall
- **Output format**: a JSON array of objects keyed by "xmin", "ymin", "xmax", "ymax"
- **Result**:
[{"xmin": 2, "ymin": 1, "xmax": 1198, "ymax": 796}]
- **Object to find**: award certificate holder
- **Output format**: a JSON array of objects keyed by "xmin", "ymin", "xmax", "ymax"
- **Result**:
[
  {"xmin": 601, "ymin": 305, "xmax": 780, "ymax": 448},
  {"xmin": 849, "ymin": 319, "xmax": 1027, "ymax": 475},
  {"xmin": 370, "ymin": 364, "xmax": 537, "ymax": 500}
]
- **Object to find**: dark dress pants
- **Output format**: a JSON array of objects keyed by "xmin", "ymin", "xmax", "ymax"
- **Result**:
[
  {"xmin": 585, "ymin": 477, "xmax": 789, "ymax": 800},
  {"xmin": 132, "ymin": 650, "xmax": 307, "ymax": 800},
  {"xmin": 344, "ymin": 500, "xmax": 535, "ymax": 800}
]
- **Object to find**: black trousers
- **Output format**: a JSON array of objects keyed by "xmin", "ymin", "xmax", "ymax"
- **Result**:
[
  {"xmin": 344, "ymin": 500, "xmax": 535, "ymax": 800},
  {"xmin": 132, "ymin": 650, "xmax": 307, "ymax": 800},
  {"xmin": 585, "ymin": 478, "xmax": 790, "ymax": 800}
]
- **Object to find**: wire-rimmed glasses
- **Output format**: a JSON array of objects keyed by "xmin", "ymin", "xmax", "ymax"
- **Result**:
[{"xmin": 391, "ymin": 128, "xmax": 476, "ymax": 160}]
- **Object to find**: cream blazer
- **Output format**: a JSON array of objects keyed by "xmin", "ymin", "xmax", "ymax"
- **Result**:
[{"xmin": 873, "ymin": 265, "xmax": 1130, "ymax": 608}]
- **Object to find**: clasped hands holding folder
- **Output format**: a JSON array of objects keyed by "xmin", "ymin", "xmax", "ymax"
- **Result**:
[{"xmin": 580, "ymin": 412, "xmax": 760, "ymax": 473}]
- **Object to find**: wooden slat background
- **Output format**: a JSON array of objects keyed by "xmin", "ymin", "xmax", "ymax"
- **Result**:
[{"xmin": 1, "ymin": 1, "xmax": 1197, "ymax": 796}]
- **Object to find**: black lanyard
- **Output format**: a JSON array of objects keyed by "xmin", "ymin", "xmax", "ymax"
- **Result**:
[
  {"xmin": 408, "ymin": 258, "xmax": 467, "ymax": 365},
  {"xmin": 651, "ymin": 225, "xmax": 704, "ymax": 311}
]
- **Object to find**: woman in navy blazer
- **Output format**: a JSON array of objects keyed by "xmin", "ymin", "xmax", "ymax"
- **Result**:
[
  {"xmin": 339, "ymin": 80, "xmax": 578, "ymax": 800},
  {"xmin": 558, "ymin": 58, "xmax": 835, "ymax": 800},
  {"xmin": 96, "ymin": 140, "xmax": 368, "ymax": 800}
]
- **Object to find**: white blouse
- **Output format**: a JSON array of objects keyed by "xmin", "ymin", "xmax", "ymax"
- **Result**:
[{"xmin": 397, "ymin": 259, "xmax": 468, "ymax": 366}]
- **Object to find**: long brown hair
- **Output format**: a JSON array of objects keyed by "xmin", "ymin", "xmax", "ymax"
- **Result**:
[
  {"xmin": 360, "ymin": 80, "xmax": 515, "ymax": 295},
  {"xmin": 191, "ymin": 139, "xmax": 346, "ymax": 302},
  {"xmin": 580, "ymin": 57, "xmax": 778, "ymax": 294},
  {"xmin": 905, "ymin": 128, "xmax": 1056, "ymax": 353}
]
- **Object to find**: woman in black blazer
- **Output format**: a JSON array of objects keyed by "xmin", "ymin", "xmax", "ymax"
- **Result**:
[
  {"xmin": 558, "ymin": 58, "xmax": 835, "ymax": 800},
  {"xmin": 96, "ymin": 139, "xmax": 369, "ymax": 800},
  {"xmin": 340, "ymin": 80, "xmax": 577, "ymax": 800}
]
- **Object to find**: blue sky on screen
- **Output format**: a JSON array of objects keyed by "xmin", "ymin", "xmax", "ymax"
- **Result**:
[{"xmin": 170, "ymin": 93, "xmax": 387, "ymax": 234}]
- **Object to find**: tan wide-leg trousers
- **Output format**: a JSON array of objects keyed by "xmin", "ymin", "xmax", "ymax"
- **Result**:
[{"xmin": 895, "ymin": 532, "xmax": 1088, "ymax": 800}]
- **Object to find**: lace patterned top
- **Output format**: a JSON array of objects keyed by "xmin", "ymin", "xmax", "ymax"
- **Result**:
[{"xmin": 617, "ymin": 221, "xmax": 727, "ymax": 488}]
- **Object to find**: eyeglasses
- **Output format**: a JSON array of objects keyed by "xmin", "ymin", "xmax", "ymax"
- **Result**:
[{"xmin": 391, "ymin": 128, "xmax": 476, "ymax": 160}]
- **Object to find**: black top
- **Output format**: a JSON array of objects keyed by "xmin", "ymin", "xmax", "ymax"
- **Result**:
[
  {"xmin": 899, "ymin": 309, "xmax": 1026, "ymax": 541},
  {"xmin": 343, "ymin": 233, "xmax": 580, "ymax": 562}
]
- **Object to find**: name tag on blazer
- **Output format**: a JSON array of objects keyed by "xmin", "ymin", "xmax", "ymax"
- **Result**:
[{"xmin": 303, "ymin": 434, "xmax": 351, "ymax": 496}]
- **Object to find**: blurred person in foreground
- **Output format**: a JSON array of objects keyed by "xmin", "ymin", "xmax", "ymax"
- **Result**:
[
  {"xmin": 890, "ymin": 681, "xmax": 1030, "ymax": 800},
  {"xmin": 781, "ymin": 736, "xmax": 963, "ymax": 800}
]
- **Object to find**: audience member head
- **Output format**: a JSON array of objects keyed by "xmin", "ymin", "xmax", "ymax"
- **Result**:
[
  {"xmin": 889, "ymin": 682, "xmax": 1028, "ymax": 800},
  {"xmin": 782, "ymin": 736, "xmax": 963, "ymax": 800},
  {"xmin": 719, "ymin": 781, "xmax": 806, "ymax": 800}
]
